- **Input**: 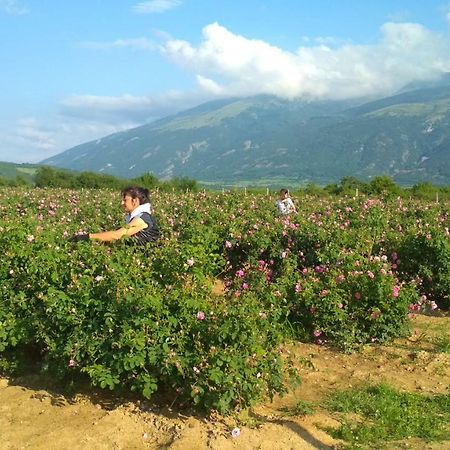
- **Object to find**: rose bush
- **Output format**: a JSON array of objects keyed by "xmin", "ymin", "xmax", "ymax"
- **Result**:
[{"xmin": 0, "ymin": 188, "xmax": 448, "ymax": 411}]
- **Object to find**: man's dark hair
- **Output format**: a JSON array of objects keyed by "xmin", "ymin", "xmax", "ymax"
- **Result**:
[{"xmin": 121, "ymin": 186, "xmax": 150, "ymax": 205}]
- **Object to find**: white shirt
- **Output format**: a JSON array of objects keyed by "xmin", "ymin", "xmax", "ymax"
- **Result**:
[
  {"xmin": 125, "ymin": 202, "xmax": 152, "ymax": 224},
  {"xmin": 277, "ymin": 197, "xmax": 295, "ymax": 215}
]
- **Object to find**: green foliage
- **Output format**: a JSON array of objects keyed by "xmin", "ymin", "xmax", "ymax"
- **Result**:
[
  {"xmin": 433, "ymin": 333, "xmax": 450, "ymax": 354},
  {"xmin": 131, "ymin": 172, "xmax": 159, "ymax": 189},
  {"xmin": 161, "ymin": 176, "xmax": 199, "ymax": 193},
  {"xmin": 34, "ymin": 166, "xmax": 75, "ymax": 188},
  {"xmin": 367, "ymin": 175, "xmax": 403, "ymax": 197},
  {"xmin": 33, "ymin": 166, "xmax": 199, "ymax": 193},
  {"xmin": 281, "ymin": 399, "xmax": 315, "ymax": 417},
  {"xmin": 0, "ymin": 187, "xmax": 449, "ymax": 413},
  {"xmin": 392, "ymin": 223, "xmax": 450, "ymax": 310},
  {"xmin": 326, "ymin": 383, "xmax": 450, "ymax": 446}
]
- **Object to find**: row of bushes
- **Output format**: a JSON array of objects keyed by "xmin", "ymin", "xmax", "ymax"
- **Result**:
[
  {"xmin": 0, "ymin": 188, "xmax": 448, "ymax": 413},
  {"xmin": 0, "ymin": 167, "xmax": 200, "ymax": 192},
  {"xmin": 2, "ymin": 167, "xmax": 450, "ymax": 201}
]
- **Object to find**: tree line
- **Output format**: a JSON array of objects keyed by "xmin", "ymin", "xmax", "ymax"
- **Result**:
[
  {"xmin": 0, "ymin": 167, "xmax": 199, "ymax": 193},
  {"xmin": 1, "ymin": 167, "xmax": 449, "ymax": 201}
]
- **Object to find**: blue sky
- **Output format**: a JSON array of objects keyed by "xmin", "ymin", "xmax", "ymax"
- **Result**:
[{"xmin": 1, "ymin": 0, "xmax": 450, "ymax": 163}]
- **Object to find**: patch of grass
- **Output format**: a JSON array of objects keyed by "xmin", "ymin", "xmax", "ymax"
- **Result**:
[
  {"xmin": 280, "ymin": 399, "xmax": 315, "ymax": 417},
  {"xmin": 433, "ymin": 333, "xmax": 450, "ymax": 354},
  {"xmin": 325, "ymin": 383, "xmax": 450, "ymax": 448}
]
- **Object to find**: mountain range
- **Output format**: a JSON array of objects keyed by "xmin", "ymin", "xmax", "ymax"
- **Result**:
[{"xmin": 41, "ymin": 76, "xmax": 450, "ymax": 186}]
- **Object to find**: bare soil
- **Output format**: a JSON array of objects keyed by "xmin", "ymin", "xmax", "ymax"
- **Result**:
[{"xmin": 1, "ymin": 314, "xmax": 449, "ymax": 450}]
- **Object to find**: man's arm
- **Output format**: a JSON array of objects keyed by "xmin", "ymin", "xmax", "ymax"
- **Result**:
[{"xmin": 89, "ymin": 217, "xmax": 147, "ymax": 242}]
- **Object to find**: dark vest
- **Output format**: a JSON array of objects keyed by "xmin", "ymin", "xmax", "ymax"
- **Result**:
[{"xmin": 133, "ymin": 212, "xmax": 160, "ymax": 244}]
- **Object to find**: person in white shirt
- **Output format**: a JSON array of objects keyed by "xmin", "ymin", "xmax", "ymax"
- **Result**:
[{"xmin": 276, "ymin": 188, "xmax": 297, "ymax": 215}]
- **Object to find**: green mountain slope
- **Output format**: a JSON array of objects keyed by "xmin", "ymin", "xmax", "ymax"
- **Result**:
[
  {"xmin": 41, "ymin": 80, "xmax": 450, "ymax": 185},
  {"xmin": 0, "ymin": 162, "xmax": 41, "ymax": 183}
]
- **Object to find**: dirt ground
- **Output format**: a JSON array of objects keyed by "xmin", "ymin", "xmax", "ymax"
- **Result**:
[{"xmin": 1, "ymin": 314, "xmax": 449, "ymax": 450}]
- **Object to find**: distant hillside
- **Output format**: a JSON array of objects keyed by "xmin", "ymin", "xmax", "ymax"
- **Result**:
[
  {"xmin": 0, "ymin": 162, "xmax": 41, "ymax": 183},
  {"xmin": 41, "ymin": 77, "xmax": 450, "ymax": 185}
]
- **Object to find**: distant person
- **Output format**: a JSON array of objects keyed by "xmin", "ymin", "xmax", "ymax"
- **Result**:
[
  {"xmin": 276, "ymin": 188, "xmax": 297, "ymax": 215},
  {"xmin": 71, "ymin": 186, "xmax": 160, "ymax": 244}
]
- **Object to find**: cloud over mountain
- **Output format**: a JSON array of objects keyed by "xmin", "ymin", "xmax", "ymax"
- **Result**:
[{"xmin": 161, "ymin": 22, "xmax": 450, "ymax": 100}]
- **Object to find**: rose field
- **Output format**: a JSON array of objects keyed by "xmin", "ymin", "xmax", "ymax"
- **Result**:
[{"xmin": 0, "ymin": 187, "xmax": 449, "ymax": 448}]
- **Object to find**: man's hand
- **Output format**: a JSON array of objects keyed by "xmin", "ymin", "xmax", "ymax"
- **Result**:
[{"xmin": 70, "ymin": 233, "xmax": 90, "ymax": 242}]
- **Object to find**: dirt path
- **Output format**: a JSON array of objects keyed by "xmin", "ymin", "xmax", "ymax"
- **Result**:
[{"xmin": 1, "ymin": 315, "xmax": 449, "ymax": 450}]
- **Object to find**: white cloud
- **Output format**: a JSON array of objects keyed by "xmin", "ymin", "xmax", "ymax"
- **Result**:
[
  {"xmin": 0, "ymin": 116, "xmax": 133, "ymax": 163},
  {"xmin": 0, "ymin": 90, "xmax": 213, "ymax": 163},
  {"xmin": 60, "ymin": 92, "xmax": 204, "ymax": 123},
  {"xmin": 15, "ymin": 118, "xmax": 57, "ymax": 150},
  {"xmin": 78, "ymin": 37, "xmax": 155, "ymax": 51},
  {"xmin": 0, "ymin": 118, "xmax": 60, "ymax": 163},
  {"xmin": 132, "ymin": 0, "xmax": 181, "ymax": 14},
  {"xmin": 0, "ymin": 0, "xmax": 28, "ymax": 15},
  {"xmin": 161, "ymin": 22, "xmax": 450, "ymax": 100}
]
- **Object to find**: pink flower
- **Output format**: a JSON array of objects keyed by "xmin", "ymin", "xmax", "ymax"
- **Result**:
[
  {"xmin": 235, "ymin": 269, "xmax": 245, "ymax": 278},
  {"xmin": 354, "ymin": 292, "xmax": 361, "ymax": 300},
  {"xmin": 231, "ymin": 428, "xmax": 241, "ymax": 438},
  {"xmin": 26, "ymin": 235, "xmax": 35, "ymax": 242},
  {"xmin": 295, "ymin": 283, "xmax": 302, "ymax": 293},
  {"xmin": 225, "ymin": 240, "xmax": 233, "ymax": 248},
  {"xmin": 371, "ymin": 311, "xmax": 381, "ymax": 319},
  {"xmin": 186, "ymin": 258, "xmax": 194, "ymax": 266},
  {"xmin": 242, "ymin": 282, "xmax": 249, "ymax": 290},
  {"xmin": 313, "ymin": 330, "xmax": 322, "ymax": 337},
  {"xmin": 392, "ymin": 286, "xmax": 400, "ymax": 298},
  {"xmin": 196, "ymin": 311, "xmax": 205, "ymax": 320},
  {"xmin": 68, "ymin": 359, "xmax": 76, "ymax": 367},
  {"xmin": 391, "ymin": 252, "xmax": 398, "ymax": 261},
  {"xmin": 367, "ymin": 271, "xmax": 375, "ymax": 279}
]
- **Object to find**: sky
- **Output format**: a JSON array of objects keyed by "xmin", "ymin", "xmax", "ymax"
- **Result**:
[{"xmin": 1, "ymin": 0, "xmax": 450, "ymax": 164}]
